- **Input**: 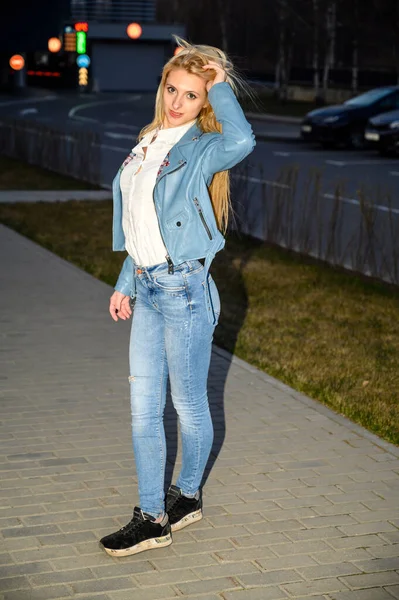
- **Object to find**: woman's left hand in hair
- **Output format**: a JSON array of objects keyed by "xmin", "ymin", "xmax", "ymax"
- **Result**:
[{"xmin": 203, "ymin": 61, "xmax": 227, "ymax": 92}]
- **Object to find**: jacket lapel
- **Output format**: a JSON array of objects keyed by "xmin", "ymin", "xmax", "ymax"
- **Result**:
[{"xmin": 155, "ymin": 123, "xmax": 203, "ymax": 181}]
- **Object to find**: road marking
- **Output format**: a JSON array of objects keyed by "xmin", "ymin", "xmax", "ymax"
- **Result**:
[
  {"xmin": 105, "ymin": 132, "xmax": 135, "ymax": 140},
  {"xmin": 273, "ymin": 151, "xmax": 291, "ymax": 157},
  {"xmin": 390, "ymin": 171, "xmax": 399, "ymax": 176},
  {"xmin": 0, "ymin": 95, "xmax": 56, "ymax": 107},
  {"xmin": 326, "ymin": 159, "xmax": 396, "ymax": 166},
  {"xmin": 326, "ymin": 160, "xmax": 346, "ymax": 167},
  {"xmin": 95, "ymin": 143, "xmax": 129, "ymax": 152},
  {"xmin": 323, "ymin": 193, "xmax": 399, "ymax": 214},
  {"xmin": 19, "ymin": 108, "xmax": 38, "ymax": 116},
  {"xmin": 234, "ymin": 174, "xmax": 399, "ymax": 215},
  {"xmin": 68, "ymin": 96, "xmax": 141, "ymax": 125},
  {"xmin": 105, "ymin": 123, "xmax": 140, "ymax": 131}
]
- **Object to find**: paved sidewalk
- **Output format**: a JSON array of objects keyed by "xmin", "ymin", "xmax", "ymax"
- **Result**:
[{"xmin": 1, "ymin": 223, "xmax": 398, "ymax": 600}]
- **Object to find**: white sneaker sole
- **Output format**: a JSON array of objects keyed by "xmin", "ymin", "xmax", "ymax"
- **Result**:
[
  {"xmin": 171, "ymin": 509, "xmax": 203, "ymax": 532},
  {"xmin": 101, "ymin": 532, "xmax": 172, "ymax": 557}
]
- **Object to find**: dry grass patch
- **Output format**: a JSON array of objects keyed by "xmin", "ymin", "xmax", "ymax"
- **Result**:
[
  {"xmin": 0, "ymin": 155, "xmax": 99, "ymax": 190},
  {"xmin": 0, "ymin": 200, "xmax": 398, "ymax": 445}
]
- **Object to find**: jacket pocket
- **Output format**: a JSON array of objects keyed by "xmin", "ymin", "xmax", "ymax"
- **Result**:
[
  {"xmin": 193, "ymin": 198, "xmax": 213, "ymax": 240},
  {"xmin": 166, "ymin": 210, "xmax": 188, "ymax": 231}
]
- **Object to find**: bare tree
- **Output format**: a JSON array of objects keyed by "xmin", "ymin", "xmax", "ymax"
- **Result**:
[
  {"xmin": 322, "ymin": 0, "xmax": 337, "ymax": 101},
  {"xmin": 312, "ymin": 0, "xmax": 320, "ymax": 99}
]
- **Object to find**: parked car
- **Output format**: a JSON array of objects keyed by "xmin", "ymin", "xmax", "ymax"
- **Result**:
[
  {"xmin": 301, "ymin": 86, "xmax": 399, "ymax": 148},
  {"xmin": 365, "ymin": 109, "xmax": 399, "ymax": 155}
]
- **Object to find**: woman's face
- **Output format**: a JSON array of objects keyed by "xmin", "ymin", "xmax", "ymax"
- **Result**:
[{"xmin": 162, "ymin": 68, "xmax": 208, "ymax": 129}]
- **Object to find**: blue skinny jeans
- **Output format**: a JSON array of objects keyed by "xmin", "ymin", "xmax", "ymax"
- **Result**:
[{"xmin": 128, "ymin": 259, "xmax": 220, "ymax": 518}]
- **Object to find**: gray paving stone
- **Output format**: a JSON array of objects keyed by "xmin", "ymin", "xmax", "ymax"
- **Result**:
[
  {"xmin": 282, "ymin": 577, "xmax": 348, "ymax": 596},
  {"xmin": 193, "ymin": 562, "xmax": 260, "ymax": 579},
  {"xmin": 367, "ymin": 545, "xmax": 399, "ymax": 559},
  {"xmin": 107, "ymin": 588, "xmax": 178, "ymax": 600},
  {"xmin": 238, "ymin": 570, "xmax": 303, "ymax": 587},
  {"xmin": 222, "ymin": 588, "xmax": 289, "ymax": 600},
  {"xmin": 70, "ymin": 577, "xmax": 137, "ymax": 594},
  {"xmin": 0, "ymin": 585, "xmax": 74, "ymax": 599},
  {"xmin": 385, "ymin": 585, "xmax": 399, "ymax": 599},
  {"xmin": 2, "ymin": 225, "xmax": 399, "ymax": 600},
  {"xmin": 328, "ymin": 589, "xmax": 398, "ymax": 600},
  {"xmin": 297, "ymin": 562, "xmax": 362, "ymax": 579},
  {"xmin": 341, "ymin": 571, "xmax": 399, "ymax": 589},
  {"xmin": 176, "ymin": 576, "xmax": 241, "ymax": 595},
  {"xmin": 351, "ymin": 557, "xmax": 399, "ymax": 572}
]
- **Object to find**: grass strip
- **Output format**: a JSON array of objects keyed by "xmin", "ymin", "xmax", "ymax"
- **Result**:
[
  {"xmin": 0, "ymin": 199, "xmax": 398, "ymax": 445},
  {"xmin": 0, "ymin": 155, "xmax": 100, "ymax": 191}
]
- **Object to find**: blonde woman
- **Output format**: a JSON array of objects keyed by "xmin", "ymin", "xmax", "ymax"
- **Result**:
[{"xmin": 100, "ymin": 37, "xmax": 255, "ymax": 557}]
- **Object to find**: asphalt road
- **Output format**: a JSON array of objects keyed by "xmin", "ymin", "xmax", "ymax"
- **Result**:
[
  {"xmin": 1, "ymin": 91, "xmax": 399, "ymax": 209},
  {"xmin": 1, "ymin": 90, "xmax": 398, "ymax": 281}
]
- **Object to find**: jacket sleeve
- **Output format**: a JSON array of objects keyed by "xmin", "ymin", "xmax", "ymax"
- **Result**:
[
  {"xmin": 114, "ymin": 255, "xmax": 134, "ymax": 296},
  {"xmin": 201, "ymin": 82, "xmax": 256, "ymax": 179}
]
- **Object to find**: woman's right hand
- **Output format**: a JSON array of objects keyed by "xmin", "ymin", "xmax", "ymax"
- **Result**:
[{"xmin": 109, "ymin": 291, "xmax": 132, "ymax": 322}]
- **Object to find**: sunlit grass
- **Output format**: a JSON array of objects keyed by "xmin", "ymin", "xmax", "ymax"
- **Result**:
[{"xmin": 1, "ymin": 198, "xmax": 398, "ymax": 445}]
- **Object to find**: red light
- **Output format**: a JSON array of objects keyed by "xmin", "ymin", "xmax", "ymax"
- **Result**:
[
  {"xmin": 75, "ymin": 22, "xmax": 88, "ymax": 32},
  {"xmin": 27, "ymin": 70, "xmax": 62, "ymax": 77}
]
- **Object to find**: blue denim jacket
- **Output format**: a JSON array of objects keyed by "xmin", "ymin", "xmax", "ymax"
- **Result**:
[{"xmin": 112, "ymin": 82, "xmax": 256, "ymax": 323}]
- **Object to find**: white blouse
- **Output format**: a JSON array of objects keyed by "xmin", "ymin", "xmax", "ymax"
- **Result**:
[{"xmin": 120, "ymin": 119, "xmax": 196, "ymax": 267}]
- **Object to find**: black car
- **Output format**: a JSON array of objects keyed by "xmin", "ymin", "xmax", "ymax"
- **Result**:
[
  {"xmin": 301, "ymin": 86, "xmax": 399, "ymax": 148},
  {"xmin": 365, "ymin": 109, "xmax": 399, "ymax": 155}
]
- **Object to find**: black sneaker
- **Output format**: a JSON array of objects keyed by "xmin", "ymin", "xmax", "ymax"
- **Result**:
[
  {"xmin": 99, "ymin": 507, "xmax": 172, "ymax": 557},
  {"xmin": 166, "ymin": 485, "xmax": 203, "ymax": 532}
]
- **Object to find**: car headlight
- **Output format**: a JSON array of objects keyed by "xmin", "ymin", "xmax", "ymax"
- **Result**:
[
  {"xmin": 323, "ymin": 115, "xmax": 341, "ymax": 123},
  {"xmin": 389, "ymin": 121, "xmax": 399, "ymax": 129}
]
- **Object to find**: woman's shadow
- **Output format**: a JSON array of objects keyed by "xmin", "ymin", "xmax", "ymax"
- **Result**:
[{"xmin": 163, "ymin": 160, "xmax": 260, "ymax": 491}]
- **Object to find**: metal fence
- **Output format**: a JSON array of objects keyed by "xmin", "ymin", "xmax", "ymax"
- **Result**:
[
  {"xmin": 0, "ymin": 119, "xmax": 102, "ymax": 186},
  {"xmin": 70, "ymin": 0, "xmax": 156, "ymax": 23},
  {"xmin": 231, "ymin": 163, "xmax": 399, "ymax": 286}
]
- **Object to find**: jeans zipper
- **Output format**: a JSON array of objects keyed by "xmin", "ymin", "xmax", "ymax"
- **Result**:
[{"xmin": 193, "ymin": 197, "xmax": 213, "ymax": 240}]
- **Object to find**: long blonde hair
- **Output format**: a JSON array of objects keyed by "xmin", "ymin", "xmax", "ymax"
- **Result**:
[{"xmin": 139, "ymin": 36, "xmax": 250, "ymax": 233}]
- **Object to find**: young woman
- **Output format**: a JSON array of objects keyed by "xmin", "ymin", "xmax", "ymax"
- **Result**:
[{"xmin": 100, "ymin": 38, "xmax": 255, "ymax": 557}]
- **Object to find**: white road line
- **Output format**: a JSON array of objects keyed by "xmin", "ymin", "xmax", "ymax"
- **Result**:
[
  {"xmin": 326, "ymin": 159, "xmax": 396, "ymax": 166},
  {"xmin": 234, "ymin": 174, "xmax": 399, "ymax": 215},
  {"xmin": 390, "ymin": 171, "xmax": 399, "ymax": 176},
  {"xmin": 323, "ymin": 193, "xmax": 399, "ymax": 214},
  {"xmin": 105, "ymin": 132, "xmax": 135, "ymax": 140},
  {"xmin": 95, "ymin": 143, "xmax": 129, "ymax": 152},
  {"xmin": 273, "ymin": 151, "xmax": 291, "ymax": 157},
  {"xmin": 19, "ymin": 108, "xmax": 38, "ymax": 116},
  {"xmin": 105, "ymin": 122, "xmax": 140, "ymax": 131},
  {"xmin": 0, "ymin": 95, "xmax": 57, "ymax": 107},
  {"xmin": 68, "ymin": 96, "xmax": 141, "ymax": 125}
]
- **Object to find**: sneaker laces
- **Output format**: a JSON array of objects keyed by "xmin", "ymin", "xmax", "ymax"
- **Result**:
[{"xmin": 119, "ymin": 508, "xmax": 151, "ymax": 536}]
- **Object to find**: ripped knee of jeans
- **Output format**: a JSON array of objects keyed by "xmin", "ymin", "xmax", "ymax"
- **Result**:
[{"xmin": 128, "ymin": 375, "xmax": 135, "ymax": 383}]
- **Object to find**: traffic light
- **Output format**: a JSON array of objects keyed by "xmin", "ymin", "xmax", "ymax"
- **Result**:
[
  {"xmin": 64, "ymin": 32, "xmax": 76, "ymax": 52},
  {"xmin": 79, "ymin": 67, "xmax": 88, "ymax": 86},
  {"xmin": 76, "ymin": 31, "xmax": 87, "ymax": 54}
]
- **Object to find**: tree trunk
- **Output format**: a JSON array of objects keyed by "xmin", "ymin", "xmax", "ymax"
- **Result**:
[
  {"xmin": 276, "ymin": 0, "xmax": 288, "ymax": 100},
  {"xmin": 351, "ymin": 0, "xmax": 359, "ymax": 94},
  {"xmin": 216, "ymin": 0, "xmax": 229, "ymax": 53},
  {"xmin": 312, "ymin": 0, "xmax": 320, "ymax": 99},
  {"xmin": 322, "ymin": 0, "xmax": 337, "ymax": 102}
]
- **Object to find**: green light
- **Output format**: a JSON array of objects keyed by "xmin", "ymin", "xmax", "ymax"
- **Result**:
[{"xmin": 76, "ymin": 31, "xmax": 86, "ymax": 54}]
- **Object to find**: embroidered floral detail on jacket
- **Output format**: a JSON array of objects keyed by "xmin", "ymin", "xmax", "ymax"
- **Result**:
[
  {"xmin": 157, "ymin": 152, "xmax": 171, "ymax": 178},
  {"xmin": 119, "ymin": 152, "xmax": 136, "ymax": 172}
]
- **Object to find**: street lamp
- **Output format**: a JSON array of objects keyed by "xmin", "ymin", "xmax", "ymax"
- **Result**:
[{"xmin": 127, "ymin": 23, "xmax": 142, "ymax": 39}]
